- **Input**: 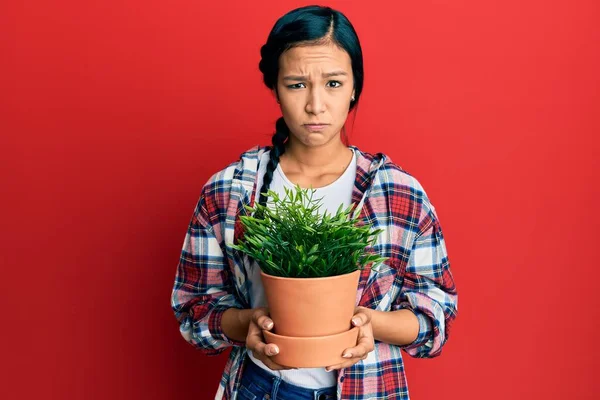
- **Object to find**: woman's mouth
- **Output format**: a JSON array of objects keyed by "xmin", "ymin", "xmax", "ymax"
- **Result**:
[{"xmin": 303, "ymin": 124, "xmax": 329, "ymax": 132}]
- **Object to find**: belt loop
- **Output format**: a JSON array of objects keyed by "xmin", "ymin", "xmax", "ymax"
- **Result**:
[{"xmin": 271, "ymin": 376, "xmax": 281, "ymax": 399}]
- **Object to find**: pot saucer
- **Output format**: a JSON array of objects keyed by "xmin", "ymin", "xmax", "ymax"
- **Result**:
[{"xmin": 262, "ymin": 327, "xmax": 359, "ymax": 368}]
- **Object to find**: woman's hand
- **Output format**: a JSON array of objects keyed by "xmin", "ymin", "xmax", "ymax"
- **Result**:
[
  {"xmin": 245, "ymin": 307, "xmax": 291, "ymax": 370},
  {"xmin": 325, "ymin": 306, "xmax": 375, "ymax": 372}
]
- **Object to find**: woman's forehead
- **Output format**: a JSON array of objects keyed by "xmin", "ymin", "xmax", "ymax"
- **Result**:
[{"xmin": 279, "ymin": 43, "xmax": 352, "ymax": 74}]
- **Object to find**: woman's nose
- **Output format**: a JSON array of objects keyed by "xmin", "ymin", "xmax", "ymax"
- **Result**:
[{"xmin": 305, "ymin": 88, "xmax": 326, "ymax": 115}]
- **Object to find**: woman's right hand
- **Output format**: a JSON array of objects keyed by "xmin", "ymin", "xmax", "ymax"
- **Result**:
[{"xmin": 245, "ymin": 307, "xmax": 291, "ymax": 370}]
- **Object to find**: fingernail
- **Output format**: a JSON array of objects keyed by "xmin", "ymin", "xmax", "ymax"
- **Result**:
[
  {"xmin": 352, "ymin": 317, "xmax": 361, "ymax": 326},
  {"xmin": 342, "ymin": 352, "xmax": 352, "ymax": 358},
  {"xmin": 264, "ymin": 320, "xmax": 274, "ymax": 329},
  {"xmin": 271, "ymin": 346, "xmax": 279, "ymax": 355}
]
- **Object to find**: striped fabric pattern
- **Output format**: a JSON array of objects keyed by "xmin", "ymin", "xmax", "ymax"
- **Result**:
[{"xmin": 171, "ymin": 145, "xmax": 458, "ymax": 399}]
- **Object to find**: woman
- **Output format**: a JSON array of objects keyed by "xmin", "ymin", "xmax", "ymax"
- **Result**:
[{"xmin": 171, "ymin": 5, "xmax": 458, "ymax": 400}]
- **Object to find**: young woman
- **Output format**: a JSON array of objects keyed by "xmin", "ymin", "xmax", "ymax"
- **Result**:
[{"xmin": 171, "ymin": 5, "xmax": 458, "ymax": 400}]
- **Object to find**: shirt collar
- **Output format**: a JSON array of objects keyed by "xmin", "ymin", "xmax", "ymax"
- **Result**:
[{"xmin": 235, "ymin": 145, "xmax": 387, "ymax": 210}]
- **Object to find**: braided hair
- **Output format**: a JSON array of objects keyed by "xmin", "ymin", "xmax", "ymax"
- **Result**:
[{"xmin": 258, "ymin": 117, "xmax": 289, "ymax": 207}]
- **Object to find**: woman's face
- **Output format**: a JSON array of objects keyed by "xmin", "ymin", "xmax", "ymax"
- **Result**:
[{"xmin": 276, "ymin": 43, "xmax": 355, "ymax": 148}]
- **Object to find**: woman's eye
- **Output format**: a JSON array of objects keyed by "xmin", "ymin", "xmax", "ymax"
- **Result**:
[
  {"xmin": 327, "ymin": 81, "xmax": 342, "ymax": 88},
  {"xmin": 287, "ymin": 83, "xmax": 306, "ymax": 89}
]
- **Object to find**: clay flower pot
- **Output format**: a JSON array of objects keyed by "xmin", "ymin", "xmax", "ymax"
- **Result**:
[
  {"xmin": 260, "ymin": 269, "xmax": 361, "ymax": 368},
  {"xmin": 231, "ymin": 186, "xmax": 387, "ymax": 367}
]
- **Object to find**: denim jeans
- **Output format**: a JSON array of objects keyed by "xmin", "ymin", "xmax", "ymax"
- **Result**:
[{"xmin": 238, "ymin": 358, "xmax": 337, "ymax": 400}]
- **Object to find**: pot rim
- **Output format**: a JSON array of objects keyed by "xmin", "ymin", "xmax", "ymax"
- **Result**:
[
  {"xmin": 263, "ymin": 326, "xmax": 359, "ymax": 341},
  {"xmin": 259, "ymin": 269, "xmax": 360, "ymax": 282}
]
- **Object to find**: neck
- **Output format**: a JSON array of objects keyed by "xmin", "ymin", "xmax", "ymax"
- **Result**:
[{"xmin": 282, "ymin": 135, "xmax": 351, "ymax": 173}]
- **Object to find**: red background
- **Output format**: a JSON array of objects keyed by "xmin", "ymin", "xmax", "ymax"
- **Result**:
[{"xmin": 1, "ymin": 0, "xmax": 599, "ymax": 399}]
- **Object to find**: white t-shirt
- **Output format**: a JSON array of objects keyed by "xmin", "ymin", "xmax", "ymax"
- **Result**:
[{"xmin": 246, "ymin": 148, "xmax": 358, "ymax": 389}]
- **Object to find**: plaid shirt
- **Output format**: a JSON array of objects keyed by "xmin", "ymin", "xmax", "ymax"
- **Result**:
[{"xmin": 171, "ymin": 145, "xmax": 458, "ymax": 399}]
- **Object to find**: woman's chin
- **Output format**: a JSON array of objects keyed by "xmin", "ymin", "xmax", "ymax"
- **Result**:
[{"xmin": 292, "ymin": 132, "xmax": 341, "ymax": 148}]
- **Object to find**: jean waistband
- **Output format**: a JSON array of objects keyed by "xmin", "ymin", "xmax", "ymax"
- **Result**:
[{"xmin": 242, "ymin": 357, "xmax": 337, "ymax": 400}]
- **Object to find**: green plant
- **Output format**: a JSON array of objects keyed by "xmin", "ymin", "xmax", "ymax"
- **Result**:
[{"xmin": 232, "ymin": 185, "xmax": 387, "ymax": 278}]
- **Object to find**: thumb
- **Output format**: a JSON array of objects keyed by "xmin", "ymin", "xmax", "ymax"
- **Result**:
[{"xmin": 352, "ymin": 308, "xmax": 372, "ymax": 326}]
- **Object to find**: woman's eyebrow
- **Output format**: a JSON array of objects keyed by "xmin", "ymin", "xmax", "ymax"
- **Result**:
[{"xmin": 283, "ymin": 71, "xmax": 348, "ymax": 81}]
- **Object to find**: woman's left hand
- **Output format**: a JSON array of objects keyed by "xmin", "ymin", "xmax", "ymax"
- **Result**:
[{"xmin": 325, "ymin": 306, "xmax": 375, "ymax": 371}]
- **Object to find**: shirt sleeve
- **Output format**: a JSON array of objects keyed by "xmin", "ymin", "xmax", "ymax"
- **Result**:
[
  {"xmin": 392, "ymin": 199, "xmax": 458, "ymax": 358},
  {"xmin": 170, "ymin": 185, "xmax": 245, "ymax": 355}
]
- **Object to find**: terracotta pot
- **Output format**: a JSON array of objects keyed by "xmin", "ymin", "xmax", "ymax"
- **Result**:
[
  {"xmin": 260, "ymin": 270, "xmax": 361, "ymax": 337},
  {"xmin": 259, "ymin": 269, "xmax": 361, "ymax": 368}
]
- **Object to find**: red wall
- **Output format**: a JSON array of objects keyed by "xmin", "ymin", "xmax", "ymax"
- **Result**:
[{"xmin": 2, "ymin": 1, "xmax": 599, "ymax": 399}]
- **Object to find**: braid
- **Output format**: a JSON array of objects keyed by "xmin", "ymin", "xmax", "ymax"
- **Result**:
[{"xmin": 258, "ymin": 117, "xmax": 289, "ymax": 208}]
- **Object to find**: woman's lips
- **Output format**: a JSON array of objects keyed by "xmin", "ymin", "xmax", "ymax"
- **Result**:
[{"xmin": 304, "ymin": 124, "xmax": 328, "ymax": 132}]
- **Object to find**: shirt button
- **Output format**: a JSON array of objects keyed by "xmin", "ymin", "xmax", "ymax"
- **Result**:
[{"xmin": 340, "ymin": 376, "xmax": 345, "ymax": 383}]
